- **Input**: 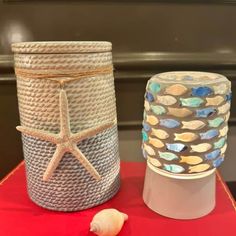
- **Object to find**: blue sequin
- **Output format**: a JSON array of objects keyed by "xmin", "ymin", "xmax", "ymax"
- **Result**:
[
  {"xmin": 213, "ymin": 156, "xmax": 224, "ymax": 168},
  {"xmin": 159, "ymin": 119, "xmax": 180, "ymax": 128},
  {"xmin": 166, "ymin": 143, "xmax": 187, "ymax": 152},
  {"xmin": 205, "ymin": 149, "xmax": 221, "ymax": 160},
  {"xmin": 192, "ymin": 86, "xmax": 213, "ymax": 97},
  {"xmin": 143, "ymin": 122, "xmax": 151, "ymax": 132},
  {"xmin": 142, "ymin": 130, "xmax": 149, "ymax": 142},
  {"xmin": 200, "ymin": 129, "xmax": 219, "ymax": 140},
  {"xmin": 225, "ymin": 92, "xmax": 232, "ymax": 102},
  {"xmin": 145, "ymin": 92, "xmax": 154, "ymax": 102},
  {"xmin": 163, "ymin": 164, "xmax": 185, "ymax": 173},
  {"xmin": 196, "ymin": 108, "xmax": 216, "ymax": 118},
  {"xmin": 149, "ymin": 82, "xmax": 161, "ymax": 94}
]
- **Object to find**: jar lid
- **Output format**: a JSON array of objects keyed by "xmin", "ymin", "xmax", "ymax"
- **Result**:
[
  {"xmin": 12, "ymin": 41, "xmax": 112, "ymax": 54},
  {"xmin": 150, "ymin": 71, "xmax": 229, "ymax": 85}
]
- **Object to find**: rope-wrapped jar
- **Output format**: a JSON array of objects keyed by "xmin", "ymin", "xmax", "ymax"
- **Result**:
[
  {"xmin": 142, "ymin": 71, "xmax": 231, "ymax": 176},
  {"xmin": 12, "ymin": 41, "xmax": 120, "ymax": 211}
]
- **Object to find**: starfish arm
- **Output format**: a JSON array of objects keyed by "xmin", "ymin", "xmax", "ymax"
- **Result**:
[
  {"xmin": 70, "ymin": 144, "xmax": 101, "ymax": 181},
  {"xmin": 43, "ymin": 144, "xmax": 65, "ymax": 181},
  {"xmin": 16, "ymin": 126, "xmax": 60, "ymax": 144},
  {"xmin": 71, "ymin": 121, "xmax": 115, "ymax": 143},
  {"xmin": 59, "ymin": 90, "xmax": 71, "ymax": 135}
]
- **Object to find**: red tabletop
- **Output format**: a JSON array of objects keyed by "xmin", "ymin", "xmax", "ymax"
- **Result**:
[{"xmin": 0, "ymin": 161, "xmax": 236, "ymax": 236}]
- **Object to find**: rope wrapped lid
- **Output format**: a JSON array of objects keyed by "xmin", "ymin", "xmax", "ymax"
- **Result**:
[{"xmin": 11, "ymin": 41, "xmax": 112, "ymax": 54}]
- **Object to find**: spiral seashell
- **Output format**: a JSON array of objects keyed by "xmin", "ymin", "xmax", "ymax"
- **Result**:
[{"xmin": 90, "ymin": 209, "xmax": 128, "ymax": 236}]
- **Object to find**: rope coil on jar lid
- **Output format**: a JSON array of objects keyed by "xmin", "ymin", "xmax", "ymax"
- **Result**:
[{"xmin": 14, "ymin": 65, "xmax": 113, "ymax": 86}]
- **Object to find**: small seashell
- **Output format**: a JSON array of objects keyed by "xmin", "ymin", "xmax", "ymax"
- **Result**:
[
  {"xmin": 151, "ymin": 105, "xmax": 166, "ymax": 115},
  {"xmin": 90, "ymin": 209, "xmax": 128, "ymax": 236},
  {"xmin": 142, "ymin": 130, "xmax": 149, "ymax": 142},
  {"xmin": 205, "ymin": 149, "xmax": 221, "ymax": 160},
  {"xmin": 166, "ymin": 143, "xmax": 187, "ymax": 152},
  {"xmin": 206, "ymin": 96, "xmax": 224, "ymax": 106},
  {"xmin": 190, "ymin": 143, "xmax": 212, "ymax": 153},
  {"xmin": 219, "ymin": 126, "xmax": 228, "ymax": 137},
  {"xmin": 218, "ymin": 103, "xmax": 230, "ymax": 115},
  {"xmin": 149, "ymin": 137, "xmax": 164, "ymax": 148},
  {"xmin": 145, "ymin": 92, "xmax": 154, "ymax": 102},
  {"xmin": 143, "ymin": 143, "xmax": 156, "ymax": 156},
  {"xmin": 225, "ymin": 112, "xmax": 230, "ymax": 122},
  {"xmin": 160, "ymin": 119, "xmax": 180, "ymax": 128},
  {"xmin": 196, "ymin": 108, "xmax": 216, "ymax": 118},
  {"xmin": 208, "ymin": 117, "xmax": 224, "ymax": 128},
  {"xmin": 214, "ymin": 137, "xmax": 226, "ymax": 149},
  {"xmin": 144, "ymin": 100, "xmax": 150, "ymax": 111},
  {"xmin": 225, "ymin": 92, "xmax": 232, "ymax": 102},
  {"xmin": 148, "ymin": 156, "xmax": 162, "ymax": 167},
  {"xmin": 189, "ymin": 164, "xmax": 210, "ymax": 173},
  {"xmin": 149, "ymin": 82, "xmax": 161, "ymax": 94},
  {"xmin": 221, "ymin": 144, "xmax": 227, "ymax": 154},
  {"xmin": 146, "ymin": 115, "xmax": 159, "ymax": 125},
  {"xmin": 151, "ymin": 128, "xmax": 169, "ymax": 139},
  {"xmin": 200, "ymin": 129, "xmax": 219, "ymax": 140},
  {"xmin": 180, "ymin": 97, "xmax": 204, "ymax": 108},
  {"xmin": 163, "ymin": 164, "xmax": 185, "ymax": 173},
  {"xmin": 143, "ymin": 122, "xmax": 151, "ymax": 132},
  {"xmin": 181, "ymin": 120, "xmax": 205, "ymax": 130},
  {"xmin": 165, "ymin": 84, "xmax": 188, "ymax": 96},
  {"xmin": 213, "ymin": 156, "xmax": 224, "ymax": 168},
  {"xmin": 213, "ymin": 83, "xmax": 228, "ymax": 95},
  {"xmin": 158, "ymin": 151, "xmax": 179, "ymax": 161},
  {"xmin": 168, "ymin": 107, "xmax": 192, "ymax": 118},
  {"xmin": 191, "ymin": 86, "xmax": 213, "ymax": 97},
  {"xmin": 174, "ymin": 132, "xmax": 198, "ymax": 142},
  {"xmin": 156, "ymin": 95, "xmax": 177, "ymax": 106},
  {"xmin": 180, "ymin": 155, "xmax": 203, "ymax": 165}
]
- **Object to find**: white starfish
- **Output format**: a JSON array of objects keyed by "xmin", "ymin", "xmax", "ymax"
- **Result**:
[{"xmin": 17, "ymin": 89, "xmax": 115, "ymax": 181}]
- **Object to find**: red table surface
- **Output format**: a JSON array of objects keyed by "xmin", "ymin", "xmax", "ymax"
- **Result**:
[{"xmin": 0, "ymin": 161, "xmax": 236, "ymax": 236}]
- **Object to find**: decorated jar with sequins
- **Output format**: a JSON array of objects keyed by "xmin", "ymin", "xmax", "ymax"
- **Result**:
[
  {"xmin": 142, "ymin": 71, "xmax": 231, "ymax": 176},
  {"xmin": 12, "ymin": 42, "xmax": 120, "ymax": 211}
]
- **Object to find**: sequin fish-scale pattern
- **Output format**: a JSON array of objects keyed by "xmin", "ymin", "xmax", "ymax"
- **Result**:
[{"xmin": 142, "ymin": 72, "xmax": 231, "ymax": 174}]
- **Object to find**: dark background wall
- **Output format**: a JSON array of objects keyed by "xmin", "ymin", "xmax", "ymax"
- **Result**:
[{"xmin": 1, "ymin": 1, "xmax": 236, "ymax": 184}]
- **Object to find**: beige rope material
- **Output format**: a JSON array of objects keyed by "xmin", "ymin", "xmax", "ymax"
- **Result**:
[{"xmin": 15, "ymin": 65, "xmax": 113, "ymax": 85}]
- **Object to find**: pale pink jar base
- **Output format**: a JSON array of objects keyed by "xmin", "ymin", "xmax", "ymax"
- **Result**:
[{"xmin": 143, "ymin": 163, "xmax": 216, "ymax": 220}]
